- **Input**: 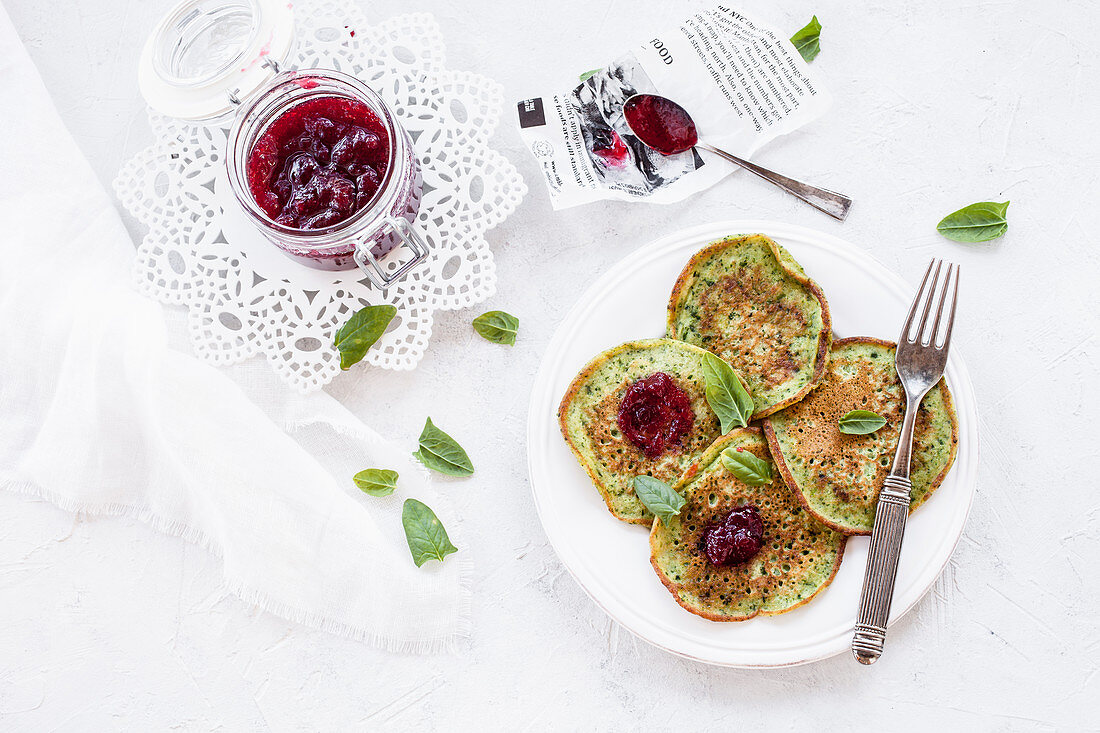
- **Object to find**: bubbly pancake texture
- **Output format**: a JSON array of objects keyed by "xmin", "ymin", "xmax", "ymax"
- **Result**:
[
  {"xmin": 558, "ymin": 339, "xmax": 723, "ymax": 524},
  {"xmin": 762, "ymin": 337, "xmax": 959, "ymax": 535},
  {"xmin": 649, "ymin": 428, "xmax": 846, "ymax": 621},
  {"xmin": 666, "ymin": 234, "xmax": 832, "ymax": 419}
]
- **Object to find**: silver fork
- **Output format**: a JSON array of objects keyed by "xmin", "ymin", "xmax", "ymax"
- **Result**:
[{"xmin": 852, "ymin": 259, "xmax": 960, "ymax": 665}]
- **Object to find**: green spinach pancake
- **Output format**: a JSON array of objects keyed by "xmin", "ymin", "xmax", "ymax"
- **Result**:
[
  {"xmin": 558, "ymin": 339, "xmax": 725, "ymax": 525},
  {"xmin": 649, "ymin": 428, "xmax": 845, "ymax": 621},
  {"xmin": 666, "ymin": 234, "xmax": 831, "ymax": 419},
  {"xmin": 762, "ymin": 337, "xmax": 959, "ymax": 535}
]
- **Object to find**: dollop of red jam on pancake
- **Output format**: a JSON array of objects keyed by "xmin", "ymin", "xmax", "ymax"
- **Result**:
[
  {"xmin": 703, "ymin": 505, "xmax": 764, "ymax": 566},
  {"xmin": 616, "ymin": 372, "xmax": 694, "ymax": 459}
]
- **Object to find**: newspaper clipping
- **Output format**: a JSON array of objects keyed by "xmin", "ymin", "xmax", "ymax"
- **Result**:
[{"xmin": 517, "ymin": 6, "xmax": 832, "ymax": 209}]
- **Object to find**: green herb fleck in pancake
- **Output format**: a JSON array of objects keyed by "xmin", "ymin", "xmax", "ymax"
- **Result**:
[
  {"xmin": 558, "ymin": 339, "xmax": 723, "ymax": 525},
  {"xmin": 666, "ymin": 234, "xmax": 832, "ymax": 419},
  {"xmin": 762, "ymin": 337, "xmax": 959, "ymax": 535},
  {"xmin": 649, "ymin": 428, "xmax": 845, "ymax": 621}
]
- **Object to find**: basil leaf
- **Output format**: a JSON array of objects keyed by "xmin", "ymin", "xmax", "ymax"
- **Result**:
[
  {"xmin": 353, "ymin": 468, "xmax": 398, "ymax": 496},
  {"xmin": 334, "ymin": 304, "xmax": 397, "ymax": 370},
  {"xmin": 936, "ymin": 201, "xmax": 1010, "ymax": 242},
  {"xmin": 838, "ymin": 410, "xmax": 887, "ymax": 435},
  {"xmin": 632, "ymin": 476, "xmax": 685, "ymax": 523},
  {"xmin": 401, "ymin": 498, "xmax": 458, "ymax": 567},
  {"xmin": 790, "ymin": 16, "xmax": 822, "ymax": 63},
  {"xmin": 579, "ymin": 68, "xmax": 601, "ymax": 82},
  {"xmin": 720, "ymin": 448, "xmax": 772, "ymax": 486},
  {"xmin": 472, "ymin": 310, "xmax": 519, "ymax": 346},
  {"xmin": 413, "ymin": 417, "xmax": 474, "ymax": 476},
  {"xmin": 702, "ymin": 352, "xmax": 755, "ymax": 433}
]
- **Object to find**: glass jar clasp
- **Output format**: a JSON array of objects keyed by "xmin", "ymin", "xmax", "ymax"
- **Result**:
[
  {"xmin": 227, "ymin": 57, "xmax": 283, "ymax": 106},
  {"xmin": 353, "ymin": 217, "xmax": 430, "ymax": 290}
]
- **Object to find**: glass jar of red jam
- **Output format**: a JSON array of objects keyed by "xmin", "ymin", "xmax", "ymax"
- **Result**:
[
  {"xmin": 139, "ymin": 0, "xmax": 428, "ymax": 289},
  {"xmin": 225, "ymin": 70, "xmax": 426, "ymax": 285}
]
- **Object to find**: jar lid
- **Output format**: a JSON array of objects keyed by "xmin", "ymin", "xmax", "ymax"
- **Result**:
[{"xmin": 138, "ymin": 0, "xmax": 295, "ymax": 121}]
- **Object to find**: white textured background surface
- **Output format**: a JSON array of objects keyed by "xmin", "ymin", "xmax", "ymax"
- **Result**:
[{"xmin": 2, "ymin": 0, "xmax": 1098, "ymax": 729}]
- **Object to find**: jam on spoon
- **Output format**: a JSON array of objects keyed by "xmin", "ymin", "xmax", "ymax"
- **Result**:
[
  {"xmin": 621, "ymin": 94, "xmax": 698, "ymax": 155},
  {"xmin": 617, "ymin": 372, "xmax": 695, "ymax": 460},
  {"xmin": 246, "ymin": 96, "xmax": 391, "ymax": 230},
  {"xmin": 703, "ymin": 505, "xmax": 764, "ymax": 566},
  {"xmin": 620, "ymin": 93, "xmax": 853, "ymax": 221}
]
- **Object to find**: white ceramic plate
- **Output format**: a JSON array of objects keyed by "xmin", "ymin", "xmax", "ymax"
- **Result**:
[{"xmin": 526, "ymin": 220, "xmax": 978, "ymax": 668}]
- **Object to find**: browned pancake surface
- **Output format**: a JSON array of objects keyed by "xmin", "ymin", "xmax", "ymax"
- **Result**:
[
  {"xmin": 763, "ymin": 337, "xmax": 959, "ymax": 534},
  {"xmin": 650, "ymin": 428, "xmax": 846, "ymax": 621}
]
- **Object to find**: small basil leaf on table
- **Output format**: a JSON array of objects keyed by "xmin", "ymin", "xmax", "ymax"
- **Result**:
[
  {"xmin": 353, "ymin": 468, "xmax": 399, "ymax": 496},
  {"xmin": 472, "ymin": 310, "xmax": 520, "ymax": 345},
  {"xmin": 579, "ymin": 69, "xmax": 602, "ymax": 82},
  {"xmin": 702, "ymin": 352, "xmax": 755, "ymax": 433},
  {"xmin": 720, "ymin": 448, "xmax": 772, "ymax": 486},
  {"xmin": 790, "ymin": 16, "xmax": 822, "ymax": 63},
  {"xmin": 334, "ymin": 304, "xmax": 397, "ymax": 370},
  {"xmin": 413, "ymin": 417, "xmax": 474, "ymax": 476},
  {"xmin": 632, "ymin": 476, "xmax": 685, "ymax": 523},
  {"xmin": 936, "ymin": 201, "xmax": 1010, "ymax": 242},
  {"xmin": 838, "ymin": 409, "xmax": 887, "ymax": 435},
  {"xmin": 402, "ymin": 498, "xmax": 458, "ymax": 567}
]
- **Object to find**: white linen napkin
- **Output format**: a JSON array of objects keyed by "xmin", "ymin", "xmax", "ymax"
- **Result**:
[{"xmin": 0, "ymin": 3, "xmax": 469, "ymax": 653}]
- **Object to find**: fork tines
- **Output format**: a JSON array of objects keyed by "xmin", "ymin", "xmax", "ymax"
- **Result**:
[{"xmin": 901, "ymin": 258, "xmax": 960, "ymax": 352}]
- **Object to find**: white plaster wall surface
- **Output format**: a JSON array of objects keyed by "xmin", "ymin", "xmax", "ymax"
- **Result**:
[{"xmin": 1, "ymin": 0, "xmax": 1097, "ymax": 729}]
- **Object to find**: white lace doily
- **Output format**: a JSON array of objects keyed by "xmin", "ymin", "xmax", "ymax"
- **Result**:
[{"xmin": 114, "ymin": 2, "xmax": 525, "ymax": 392}]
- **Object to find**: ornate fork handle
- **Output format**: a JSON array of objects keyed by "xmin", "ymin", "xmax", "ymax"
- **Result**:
[
  {"xmin": 852, "ymin": 473, "xmax": 912, "ymax": 664},
  {"xmin": 853, "ymin": 258, "xmax": 959, "ymax": 665}
]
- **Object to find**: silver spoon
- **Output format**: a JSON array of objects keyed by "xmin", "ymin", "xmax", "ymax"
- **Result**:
[{"xmin": 622, "ymin": 94, "xmax": 852, "ymax": 221}]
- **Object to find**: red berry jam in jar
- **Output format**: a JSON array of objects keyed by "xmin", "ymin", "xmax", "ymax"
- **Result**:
[
  {"xmin": 246, "ymin": 97, "xmax": 391, "ymax": 230},
  {"xmin": 140, "ymin": 3, "xmax": 425, "ymax": 288},
  {"xmin": 226, "ymin": 70, "xmax": 427, "ymax": 287}
]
